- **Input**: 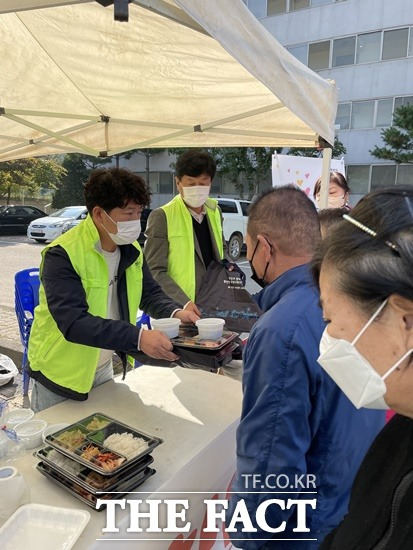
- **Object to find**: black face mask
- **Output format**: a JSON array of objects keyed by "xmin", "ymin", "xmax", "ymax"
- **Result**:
[{"xmin": 249, "ymin": 239, "xmax": 271, "ymax": 288}]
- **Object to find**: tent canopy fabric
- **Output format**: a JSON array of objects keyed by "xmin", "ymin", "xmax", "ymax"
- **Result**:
[{"xmin": 0, "ymin": 0, "xmax": 338, "ymax": 161}]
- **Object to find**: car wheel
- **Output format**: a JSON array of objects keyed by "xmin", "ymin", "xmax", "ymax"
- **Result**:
[
  {"xmin": 34, "ymin": 239, "xmax": 46, "ymax": 243},
  {"xmin": 228, "ymin": 233, "xmax": 242, "ymax": 261}
]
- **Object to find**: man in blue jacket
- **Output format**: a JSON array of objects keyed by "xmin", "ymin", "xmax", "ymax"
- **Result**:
[{"xmin": 228, "ymin": 187, "xmax": 384, "ymax": 549}]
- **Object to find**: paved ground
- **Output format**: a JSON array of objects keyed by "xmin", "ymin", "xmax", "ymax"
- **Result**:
[{"xmin": 0, "ymin": 234, "xmax": 259, "ymax": 410}]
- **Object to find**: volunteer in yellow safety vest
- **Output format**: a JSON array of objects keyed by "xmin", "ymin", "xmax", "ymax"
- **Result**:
[
  {"xmin": 145, "ymin": 150, "xmax": 226, "ymax": 314},
  {"xmin": 28, "ymin": 168, "xmax": 199, "ymax": 413}
]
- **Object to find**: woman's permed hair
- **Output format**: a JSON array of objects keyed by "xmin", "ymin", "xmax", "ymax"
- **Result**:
[{"xmin": 312, "ymin": 186, "xmax": 413, "ymax": 313}]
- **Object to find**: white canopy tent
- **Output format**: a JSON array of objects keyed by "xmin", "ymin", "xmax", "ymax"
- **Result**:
[{"xmin": 0, "ymin": 0, "xmax": 337, "ymax": 205}]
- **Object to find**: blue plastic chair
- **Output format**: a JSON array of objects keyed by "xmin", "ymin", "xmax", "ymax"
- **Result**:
[{"xmin": 14, "ymin": 268, "xmax": 40, "ymax": 395}]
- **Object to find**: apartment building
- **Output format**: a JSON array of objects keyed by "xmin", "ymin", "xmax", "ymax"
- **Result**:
[{"xmin": 244, "ymin": 0, "xmax": 413, "ymax": 201}]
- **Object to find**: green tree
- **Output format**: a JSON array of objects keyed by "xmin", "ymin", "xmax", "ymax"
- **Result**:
[
  {"xmin": 0, "ymin": 157, "xmax": 65, "ymax": 204},
  {"xmin": 52, "ymin": 154, "xmax": 111, "ymax": 208},
  {"xmin": 370, "ymin": 104, "xmax": 413, "ymax": 164},
  {"xmin": 288, "ymin": 136, "xmax": 346, "ymax": 158}
]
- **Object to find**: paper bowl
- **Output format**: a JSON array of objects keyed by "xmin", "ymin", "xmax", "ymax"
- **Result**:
[
  {"xmin": 151, "ymin": 318, "xmax": 181, "ymax": 338},
  {"xmin": 4, "ymin": 408, "xmax": 34, "ymax": 430},
  {"xmin": 14, "ymin": 419, "xmax": 47, "ymax": 449},
  {"xmin": 196, "ymin": 318, "xmax": 225, "ymax": 340}
]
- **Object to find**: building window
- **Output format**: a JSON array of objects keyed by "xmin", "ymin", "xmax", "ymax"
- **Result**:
[
  {"xmin": 356, "ymin": 32, "xmax": 381, "ymax": 64},
  {"xmin": 335, "ymin": 102, "xmax": 351, "ymax": 130},
  {"xmin": 311, "ymin": 0, "xmax": 331, "ymax": 5},
  {"xmin": 137, "ymin": 172, "xmax": 159, "ymax": 194},
  {"xmin": 382, "ymin": 28, "xmax": 409, "ymax": 60},
  {"xmin": 396, "ymin": 165, "xmax": 413, "ymax": 186},
  {"xmin": 394, "ymin": 95, "xmax": 413, "ymax": 110},
  {"xmin": 409, "ymin": 27, "xmax": 413, "ymax": 56},
  {"xmin": 246, "ymin": 0, "xmax": 267, "ymax": 18},
  {"xmin": 308, "ymin": 41, "xmax": 330, "ymax": 70},
  {"xmin": 159, "ymin": 172, "xmax": 173, "ymax": 194},
  {"xmin": 332, "ymin": 36, "xmax": 356, "ymax": 67},
  {"xmin": 347, "ymin": 165, "xmax": 370, "ymax": 195},
  {"xmin": 287, "ymin": 44, "xmax": 308, "ymax": 64},
  {"xmin": 376, "ymin": 98, "xmax": 393, "ymax": 128},
  {"xmin": 267, "ymin": 0, "xmax": 287, "ymax": 15},
  {"xmin": 351, "ymin": 101, "xmax": 375, "ymax": 129},
  {"xmin": 290, "ymin": 0, "xmax": 310, "ymax": 10},
  {"xmin": 370, "ymin": 165, "xmax": 397, "ymax": 190}
]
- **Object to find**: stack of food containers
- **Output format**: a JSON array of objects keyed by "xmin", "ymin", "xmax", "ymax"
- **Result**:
[{"xmin": 35, "ymin": 413, "xmax": 162, "ymax": 509}]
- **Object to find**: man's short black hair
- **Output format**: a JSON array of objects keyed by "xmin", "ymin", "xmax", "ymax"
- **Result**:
[
  {"xmin": 175, "ymin": 149, "xmax": 216, "ymax": 180},
  {"xmin": 84, "ymin": 167, "xmax": 151, "ymax": 213},
  {"xmin": 248, "ymin": 186, "xmax": 321, "ymax": 256}
]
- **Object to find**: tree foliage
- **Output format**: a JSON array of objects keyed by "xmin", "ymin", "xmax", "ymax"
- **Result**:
[
  {"xmin": 52, "ymin": 154, "xmax": 111, "ymax": 208},
  {"xmin": 370, "ymin": 104, "xmax": 413, "ymax": 164},
  {"xmin": 288, "ymin": 136, "xmax": 346, "ymax": 158},
  {"xmin": 0, "ymin": 156, "xmax": 65, "ymax": 204}
]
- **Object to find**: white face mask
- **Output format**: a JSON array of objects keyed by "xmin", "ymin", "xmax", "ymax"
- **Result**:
[
  {"xmin": 318, "ymin": 299, "xmax": 413, "ymax": 410},
  {"xmin": 102, "ymin": 211, "xmax": 141, "ymax": 245},
  {"xmin": 327, "ymin": 195, "xmax": 346, "ymax": 209},
  {"xmin": 181, "ymin": 185, "xmax": 210, "ymax": 208},
  {"xmin": 317, "ymin": 195, "xmax": 346, "ymax": 209}
]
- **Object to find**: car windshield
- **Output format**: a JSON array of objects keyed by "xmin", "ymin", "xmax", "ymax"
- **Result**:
[{"xmin": 51, "ymin": 207, "xmax": 85, "ymax": 219}]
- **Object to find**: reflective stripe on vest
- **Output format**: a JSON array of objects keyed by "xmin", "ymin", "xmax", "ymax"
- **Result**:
[
  {"xmin": 28, "ymin": 215, "xmax": 143, "ymax": 394},
  {"xmin": 161, "ymin": 195, "xmax": 223, "ymax": 302}
]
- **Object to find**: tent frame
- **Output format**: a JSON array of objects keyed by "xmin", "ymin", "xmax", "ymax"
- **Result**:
[{"xmin": 0, "ymin": 105, "xmax": 318, "ymax": 158}]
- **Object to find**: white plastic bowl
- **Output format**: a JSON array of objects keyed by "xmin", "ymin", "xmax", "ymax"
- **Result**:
[
  {"xmin": 151, "ymin": 318, "xmax": 181, "ymax": 338},
  {"xmin": 42, "ymin": 423, "xmax": 70, "ymax": 443},
  {"xmin": 4, "ymin": 408, "xmax": 34, "ymax": 430},
  {"xmin": 196, "ymin": 318, "xmax": 225, "ymax": 340},
  {"xmin": 14, "ymin": 419, "xmax": 47, "ymax": 449}
]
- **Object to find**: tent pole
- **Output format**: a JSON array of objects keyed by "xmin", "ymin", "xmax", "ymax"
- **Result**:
[
  {"xmin": 3, "ymin": 114, "xmax": 100, "ymax": 156},
  {"xmin": 319, "ymin": 138, "xmax": 332, "ymax": 210}
]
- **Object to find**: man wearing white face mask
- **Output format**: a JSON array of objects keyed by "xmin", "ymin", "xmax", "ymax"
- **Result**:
[
  {"xmin": 29, "ymin": 168, "xmax": 199, "ymax": 412},
  {"xmin": 145, "ymin": 150, "xmax": 226, "ymax": 310}
]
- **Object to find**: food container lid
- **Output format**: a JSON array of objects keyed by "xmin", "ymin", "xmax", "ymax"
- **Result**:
[
  {"xmin": 15, "ymin": 419, "xmax": 47, "ymax": 436},
  {"xmin": 36, "ymin": 446, "xmax": 154, "ymax": 494},
  {"xmin": 44, "ymin": 413, "xmax": 162, "ymax": 476},
  {"xmin": 4, "ymin": 408, "xmax": 34, "ymax": 428}
]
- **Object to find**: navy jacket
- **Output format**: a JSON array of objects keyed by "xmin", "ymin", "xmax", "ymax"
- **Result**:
[{"xmin": 228, "ymin": 264, "xmax": 385, "ymax": 549}]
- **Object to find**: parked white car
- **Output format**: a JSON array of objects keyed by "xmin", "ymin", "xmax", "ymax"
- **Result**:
[
  {"xmin": 216, "ymin": 198, "xmax": 251, "ymax": 261},
  {"xmin": 27, "ymin": 206, "xmax": 87, "ymax": 243}
]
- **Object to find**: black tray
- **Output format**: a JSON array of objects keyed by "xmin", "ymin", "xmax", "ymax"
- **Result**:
[
  {"xmin": 36, "ymin": 446, "xmax": 154, "ymax": 495},
  {"xmin": 45, "ymin": 412, "xmax": 163, "ymax": 476},
  {"xmin": 36, "ymin": 461, "xmax": 155, "ymax": 511},
  {"xmin": 172, "ymin": 325, "xmax": 238, "ymax": 351}
]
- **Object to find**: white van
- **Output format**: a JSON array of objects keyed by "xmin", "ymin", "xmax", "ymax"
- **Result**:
[{"xmin": 216, "ymin": 198, "xmax": 251, "ymax": 261}]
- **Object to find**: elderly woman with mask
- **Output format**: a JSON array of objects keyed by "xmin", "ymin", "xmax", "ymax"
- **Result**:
[
  {"xmin": 313, "ymin": 186, "xmax": 413, "ymax": 549},
  {"xmin": 314, "ymin": 171, "xmax": 351, "ymax": 210}
]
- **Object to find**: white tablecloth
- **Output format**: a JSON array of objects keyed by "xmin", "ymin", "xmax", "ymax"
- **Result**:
[{"xmin": 11, "ymin": 366, "xmax": 242, "ymax": 549}]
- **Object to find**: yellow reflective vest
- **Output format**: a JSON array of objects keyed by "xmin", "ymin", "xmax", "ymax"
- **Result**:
[
  {"xmin": 161, "ymin": 195, "xmax": 224, "ymax": 302},
  {"xmin": 28, "ymin": 215, "xmax": 143, "ymax": 394}
]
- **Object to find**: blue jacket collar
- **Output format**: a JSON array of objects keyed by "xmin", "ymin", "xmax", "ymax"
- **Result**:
[{"xmin": 254, "ymin": 263, "xmax": 314, "ymax": 312}]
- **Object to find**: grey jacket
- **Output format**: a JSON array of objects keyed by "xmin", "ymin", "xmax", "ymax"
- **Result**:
[{"xmin": 144, "ymin": 204, "xmax": 227, "ymax": 306}]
